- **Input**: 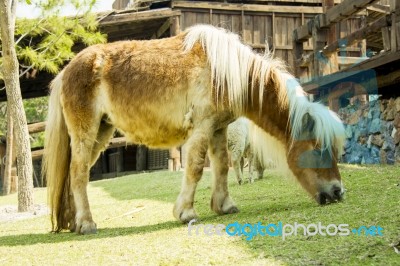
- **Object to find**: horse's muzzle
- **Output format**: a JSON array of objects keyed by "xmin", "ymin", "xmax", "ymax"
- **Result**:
[{"xmin": 316, "ymin": 185, "xmax": 344, "ymax": 205}]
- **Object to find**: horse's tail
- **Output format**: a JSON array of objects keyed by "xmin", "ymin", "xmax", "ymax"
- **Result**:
[{"xmin": 42, "ymin": 70, "xmax": 73, "ymax": 232}]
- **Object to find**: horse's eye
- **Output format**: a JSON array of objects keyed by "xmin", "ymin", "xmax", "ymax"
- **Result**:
[{"xmin": 298, "ymin": 149, "xmax": 332, "ymax": 169}]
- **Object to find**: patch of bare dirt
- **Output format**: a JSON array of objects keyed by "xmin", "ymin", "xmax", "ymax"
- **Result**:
[{"xmin": 0, "ymin": 204, "xmax": 48, "ymax": 223}]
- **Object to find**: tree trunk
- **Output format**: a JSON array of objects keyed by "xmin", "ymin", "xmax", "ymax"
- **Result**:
[
  {"xmin": 3, "ymin": 110, "xmax": 13, "ymax": 195},
  {"xmin": 0, "ymin": 137, "xmax": 6, "ymax": 193},
  {"xmin": 0, "ymin": 0, "xmax": 34, "ymax": 211}
]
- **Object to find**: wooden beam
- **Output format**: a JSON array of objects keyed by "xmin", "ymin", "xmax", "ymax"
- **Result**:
[
  {"xmin": 367, "ymin": 40, "xmax": 384, "ymax": 49},
  {"xmin": 351, "ymin": 50, "xmax": 400, "ymax": 71},
  {"xmin": 100, "ymin": 8, "xmax": 181, "ymax": 27},
  {"xmin": 293, "ymin": 20, "xmax": 314, "ymax": 42},
  {"xmin": 317, "ymin": 0, "xmax": 379, "ymax": 28},
  {"xmin": 108, "ymin": 137, "xmax": 128, "ymax": 149},
  {"xmin": 31, "ymin": 136, "xmax": 130, "ymax": 161},
  {"xmin": 323, "ymin": 14, "xmax": 391, "ymax": 55},
  {"xmin": 225, "ymin": 0, "xmax": 341, "ymax": 3},
  {"xmin": 28, "ymin": 122, "xmax": 46, "ymax": 134},
  {"xmin": 151, "ymin": 18, "xmax": 172, "ymax": 39},
  {"xmin": 171, "ymin": 1, "xmax": 323, "ymax": 14},
  {"xmin": 31, "ymin": 149, "xmax": 43, "ymax": 161},
  {"xmin": 247, "ymin": 43, "xmax": 313, "ymax": 50},
  {"xmin": 367, "ymin": 4, "xmax": 390, "ymax": 14},
  {"xmin": 337, "ymin": 56, "xmax": 369, "ymax": 66},
  {"xmin": 301, "ymin": 50, "xmax": 400, "ymax": 92}
]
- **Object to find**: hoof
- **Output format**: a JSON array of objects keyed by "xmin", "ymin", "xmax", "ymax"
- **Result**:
[
  {"xmin": 238, "ymin": 179, "xmax": 243, "ymax": 185},
  {"xmin": 173, "ymin": 203, "xmax": 198, "ymax": 223},
  {"xmin": 76, "ymin": 220, "xmax": 97, "ymax": 234},
  {"xmin": 175, "ymin": 208, "xmax": 198, "ymax": 223},
  {"xmin": 211, "ymin": 193, "xmax": 240, "ymax": 215},
  {"xmin": 224, "ymin": 206, "xmax": 240, "ymax": 214}
]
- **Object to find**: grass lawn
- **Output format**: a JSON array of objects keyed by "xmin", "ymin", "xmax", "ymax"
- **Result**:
[{"xmin": 0, "ymin": 164, "xmax": 399, "ymax": 265}]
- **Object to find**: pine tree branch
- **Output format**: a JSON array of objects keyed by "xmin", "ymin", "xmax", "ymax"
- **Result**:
[{"xmin": 15, "ymin": 17, "xmax": 46, "ymax": 46}]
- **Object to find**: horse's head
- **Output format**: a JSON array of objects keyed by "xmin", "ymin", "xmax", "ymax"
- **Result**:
[{"xmin": 287, "ymin": 111, "xmax": 345, "ymax": 205}]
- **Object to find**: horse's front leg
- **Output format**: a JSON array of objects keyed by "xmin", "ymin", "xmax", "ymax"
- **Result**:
[
  {"xmin": 173, "ymin": 131, "xmax": 208, "ymax": 223},
  {"xmin": 209, "ymin": 128, "xmax": 239, "ymax": 215}
]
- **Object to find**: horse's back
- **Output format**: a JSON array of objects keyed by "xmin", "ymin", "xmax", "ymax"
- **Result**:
[{"xmin": 59, "ymin": 34, "xmax": 214, "ymax": 148}]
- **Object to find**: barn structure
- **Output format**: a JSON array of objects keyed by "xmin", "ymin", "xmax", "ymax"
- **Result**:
[{"xmin": 0, "ymin": 0, "xmax": 398, "ymax": 191}]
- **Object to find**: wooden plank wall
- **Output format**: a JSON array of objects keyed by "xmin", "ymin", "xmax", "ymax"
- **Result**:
[
  {"xmin": 178, "ymin": 9, "xmax": 316, "ymax": 73},
  {"xmin": 297, "ymin": 16, "xmax": 364, "ymax": 82}
]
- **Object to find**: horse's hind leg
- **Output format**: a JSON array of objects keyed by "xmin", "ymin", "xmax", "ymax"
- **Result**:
[
  {"xmin": 63, "ymin": 109, "xmax": 101, "ymax": 234},
  {"xmin": 209, "ymin": 128, "xmax": 239, "ymax": 215},
  {"xmin": 90, "ymin": 120, "xmax": 115, "ymax": 167},
  {"xmin": 173, "ymin": 130, "xmax": 208, "ymax": 223}
]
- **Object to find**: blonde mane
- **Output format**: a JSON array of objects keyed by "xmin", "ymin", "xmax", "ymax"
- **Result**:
[
  {"xmin": 183, "ymin": 24, "xmax": 287, "ymax": 114},
  {"xmin": 183, "ymin": 24, "xmax": 345, "ymax": 155}
]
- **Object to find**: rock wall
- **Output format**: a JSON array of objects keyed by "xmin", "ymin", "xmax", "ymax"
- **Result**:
[{"xmin": 339, "ymin": 97, "xmax": 400, "ymax": 165}]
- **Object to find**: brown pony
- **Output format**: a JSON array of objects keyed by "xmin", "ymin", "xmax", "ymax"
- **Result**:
[{"xmin": 43, "ymin": 25, "xmax": 346, "ymax": 234}]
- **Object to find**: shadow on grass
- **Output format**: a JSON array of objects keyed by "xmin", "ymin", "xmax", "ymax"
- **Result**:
[{"xmin": 0, "ymin": 220, "xmax": 184, "ymax": 247}]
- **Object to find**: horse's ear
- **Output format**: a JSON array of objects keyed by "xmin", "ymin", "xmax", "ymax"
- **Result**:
[{"xmin": 302, "ymin": 112, "xmax": 315, "ymax": 134}]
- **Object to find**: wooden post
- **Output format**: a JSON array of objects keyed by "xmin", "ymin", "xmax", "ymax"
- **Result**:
[
  {"xmin": 272, "ymin": 12, "xmax": 275, "ymax": 49},
  {"xmin": 391, "ymin": 0, "xmax": 399, "ymax": 52},
  {"xmin": 322, "ymin": 0, "xmax": 339, "ymax": 76},
  {"xmin": 382, "ymin": 27, "xmax": 391, "ymax": 51},
  {"xmin": 312, "ymin": 18, "xmax": 328, "ymax": 78},
  {"xmin": 180, "ymin": 144, "xmax": 187, "ymax": 169},
  {"xmin": 101, "ymin": 153, "xmax": 108, "ymax": 174},
  {"xmin": 359, "ymin": 16, "xmax": 367, "ymax": 57},
  {"xmin": 169, "ymin": 147, "xmax": 181, "ymax": 171},
  {"xmin": 136, "ymin": 145, "xmax": 147, "ymax": 171},
  {"xmin": 10, "ymin": 165, "xmax": 17, "ymax": 193},
  {"xmin": 168, "ymin": 159, "xmax": 174, "ymax": 171},
  {"xmin": 170, "ymin": 16, "xmax": 180, "ymax": 36},
  {"xmin": 117, "ymin": 147, "xmax": 124, "ymax": 173}
]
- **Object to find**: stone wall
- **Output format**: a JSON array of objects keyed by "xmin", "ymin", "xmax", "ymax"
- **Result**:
[{"xmin": 339, "ymin": 96, "xmax": 400, "ymax": 165}]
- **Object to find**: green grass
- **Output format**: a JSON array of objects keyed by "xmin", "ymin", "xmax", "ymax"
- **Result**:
[{"xmin": 0, "ymin": 165, "xmax": 399, "ymax": 265}]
